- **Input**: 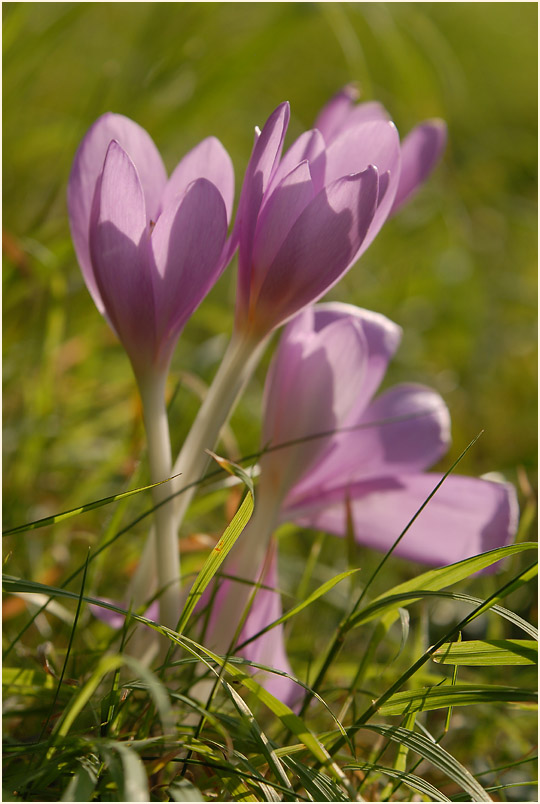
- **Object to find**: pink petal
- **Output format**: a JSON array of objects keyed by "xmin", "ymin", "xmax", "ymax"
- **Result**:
[
  {"xmin": 68, "ymin": 113, "xmax": 167, "ymax": 314},
  {"xmin": 313, "ymin": 84, "xmax": 360, "ymax": 142},
  {"xmin": 252, "ymin": 161, "xmax": 316, "ymax": 286},
  {"xmin": 161, "ymin": 136, "xmax": 235, "ymax": 224},
  {"xmin": 236, "ymin": 102, "xmax": 290, "ymax": 313},
  {"xmin": 251, "ymin": 167, "xmax": 379, "ymax": 334},
  {"xmin": 288, "ymin": 384, "xmax": 450, "ymax": 504},
  {"xmin": 149, "ymin": 178, "xmax": 228, "ymax": 364},
  {"xmin": 324, "ymin": 120, "xmax": 401, "ymax": 256},
  {"xmin": 289, "ymin": 474, "xmax": 518, "ymax": 567},
  {"xmin": 391, "ymin": 119, "xmax": 447, "ymax": 214},
  {"xmin": 324, "ymin": 119, "xmax": 400, "ymax": 186},
  {"xmin": 89, "ymin": 141, "xmax": 156, "ymax": 370},
  {"xmin": 355, "ymin": 384, "xmax": 451, "ymax": 473},
  {"xmin": 314, "ymin": 85, "xmax": 390, "ymax": 143},
  {"xmin": 308, "ymin": 304, "xmax": 402, "ymax": 406},
  {"xmin": 262, "ymin": 315, "xmax": 368, "ymax": 497},
  {"xmin": 268, "ymin": 128, "xmax": 327, "ymax": 195}
]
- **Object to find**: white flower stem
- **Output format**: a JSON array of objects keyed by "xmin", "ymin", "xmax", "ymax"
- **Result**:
[
  {"xmin": 129, "ymin": 330, "xmax": 267, "ymax": 610},
  {"xmin": 138, "ymin": 371, "xmax": 180, "ymax": 631},
  {"xmin": 171, "ymin": 330, "xmax": 267, "ymax": 522}
]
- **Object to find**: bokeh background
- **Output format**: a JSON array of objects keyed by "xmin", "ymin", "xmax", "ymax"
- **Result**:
[
  {"xmin": 3, "ymin": 3, "xmax": 537, "ymax": 794},
  {"xmin": 4, "ymin": 0, "xmax": 537, "ymax": 578}
]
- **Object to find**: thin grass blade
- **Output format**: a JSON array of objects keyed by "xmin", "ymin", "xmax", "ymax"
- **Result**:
[
  {"xmin": 433, "ymin": 639, "xmax": 538, "ymax": 665},
  {"xmin": 360, "ymin": 724, "xmax": 492, "ymax": 801},
  {"xmin": 343, "ymin": 761, "xmax": 451, "ymax": 801},
  {"xmin": 175, "ymin": 491, "xmax": 254, "ymax": 636},
  {"xmin": 2, "ymin": 475, "xmax": 180, "ymax": 536}
]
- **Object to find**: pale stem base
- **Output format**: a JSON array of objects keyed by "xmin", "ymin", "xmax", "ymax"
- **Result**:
[
  {"xmin": 129, "ymin": 330, "xmax": 267, "ymax": 610},
  {"xmin": 138, "ymin": 372, "xmax": 180, "ymax": 632}
]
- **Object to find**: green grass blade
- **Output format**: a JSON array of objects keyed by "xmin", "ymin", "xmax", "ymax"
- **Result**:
[
  {"xmin": 348, "ymin": 543, "xmax": 538, "ymax": 629},
  {"xmin": 2, "ymin": 475, "xmax": 180, "ymax": 535},
  {"xmin": 165, "ymin": 633, "xmax": 342, "ymax": 779},
  {"xmin": 282, "ymin": 756, "xmax": 349, "ymax": 801},
  {"xmin": 432, "ymin": 639, "xmax": 538, "ymax": 665},
  {"xmin": 360, "ymin": 724, "xmax": 492, "ymax": 801},
  {"xmin": 3, "ymin": 667, "xmax": 55, "ymax": 693},
  {"xmin": 49, "ymin": 655, "xmax": 123, "ymax": 752},
  {"xmin": 206, "ymin": 450, "xmax": 255, "ymax": 495},
  {"xmin": 168, "ymin": 778, "xmax": 207, "ymax": 802},
  {"xmin": 343, "ymin": 761, "xmax": 451, "ymax": 801},
  {"xmin": 236, "ymin": 568, "xmax": 361, "ymax": 651},
  {"xmin": 41, "ymin": 550, "xmax": 90, "ymax": 742},
  {"xmin": 100, "ymin": 742, "xmax": 150, "ymax": 802},
  {"xmin": 175, "ymin": 490, "xmax": 254, "ymax": 634},
  {"xmin": 225, "ymin": 682, "xmax": 294, "ymax": 794},
  {"xmin": 378, "ymin": 683, "xmax": 537, "ymax": 716},
  {"xmin": 349, "ymin": 586, "xmax": 538, "ymax": 638},
  {"xmin": 60, "ymin": 758, "xmax": 99, "ymax": 802}
]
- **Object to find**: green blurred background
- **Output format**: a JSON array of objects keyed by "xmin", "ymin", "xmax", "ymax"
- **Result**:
[{"xmin": 3, "ymin": 1, "xmax": 537, "ymax": 577}]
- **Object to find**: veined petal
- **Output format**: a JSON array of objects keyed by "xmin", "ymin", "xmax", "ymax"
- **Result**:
[
  {"xmin": 150, "ymin": 178, "xmax": 228, "ymax": 365},
  {"xmin": 313, "ymin": 83, "xmax": 359, "ymax": 142},
  {"xmin": 324, "ymin": 119, "xmax": 400, "ymax": 186},
  {"xmin": 68, "ymin": 113, "xmax": 167, "ymax": 313},
  {"xmin": 324, "ymin": 120, "xmax": 400, "ymax": 257},
  {"xmin": 161, "ymin": 136, "xmax": 235, "ymax": 224},
  {"xmin": 315, "ymin": 84, "xmax": 390, "ymax": 143},
  {"xmin": 288, "ymin": 384, "xmax": 450, "ymax": 504},
  {"xmin": 252, "ymin": 160, "xmax": 315, "ymax": 285},
  {"xmin": 89, "ymin": 140, "xmax": 156, "ymax": 369},
  {"xmin": 391, "ymin": 119, "xmax": 447, "ymax": 213},
  {"xmin": 356, "ymin": 384, "xmax": 451, "ymax": 473},
  {"xmin": 262, "ymin": 316, "xmax": 369, "ymax": 498},
  {"xmin": 284, "ymin": 306, "xmax": 403, "ymax": 501},
  {"xmin": 236, "ymin": 102, "xmax": 290, "ymax": 311},
  {"xmin": 288, "ymin": 474, "xmax": 518, "ymax": 567},
  {"xmin": 308, "ymin": 304, "xmax": 402, "ymax": 406},
  {"xmin": 250, "ymin": 167, "xmax": 378, "ymax": 334},
  {"xmin": 268, "ymin": 128, "xmax": 327, "ymax": 195}
]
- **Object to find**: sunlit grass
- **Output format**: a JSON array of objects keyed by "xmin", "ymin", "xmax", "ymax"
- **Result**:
[{"xmin": 3, "ymin": 2, "xmax": 537, "ymax": 801}]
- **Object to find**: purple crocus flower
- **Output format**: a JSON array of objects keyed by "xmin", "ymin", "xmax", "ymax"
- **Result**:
[
  {"xmin": 233, "ymin": 88, "xmax": 446, "ymax": 339},
  {"xmin": 206, "ymin": 303, "xmax": 517, "ymax": 705},
  {"xmin": 264, "ymin": 303, "xmax": 518, "ymax": 564},
  {"xmin": 68, "ymin": 113, "xmax": 234, "ymax": 380}
]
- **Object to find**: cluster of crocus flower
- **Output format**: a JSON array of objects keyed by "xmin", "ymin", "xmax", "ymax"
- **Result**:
[
  {"xmin": 69, "ymin": 86, "xmax": 517, "ymax": 698},
  {"xmin": 203, "ymin": 303, "xmax": 518, "ymax": 705}
]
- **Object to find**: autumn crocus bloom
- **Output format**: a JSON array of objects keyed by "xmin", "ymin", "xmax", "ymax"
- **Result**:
[
  {"xmin": 206, "ymin": 303, "xmax": 517, "ymax": 704},
  {"xmin": 68, "ymin": 112, "xmax": 234, "ymax": 381},
  {"xmin": 265, "ymin": 304, "xmax": 518, "ymax": 563},
  {"xmin": 68, "ymin": 113, "xmax": 234, "ymax": 631},
  {"xmin": 233, "ymin": 89, "xmax": 447, "ymax": 338}
]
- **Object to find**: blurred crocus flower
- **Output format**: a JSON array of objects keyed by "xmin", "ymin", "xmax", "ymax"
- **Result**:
[
  {"xmin": 233, "ymin": 87, "xmax": 446, "ymax": 338},
  {"xmin": 68, "ymin": 113, "xmax": 234, "ymax": 380},
  {"xmin": 314, "ymin": 83, "xmax": 448, "ymax": 215},
  {"xmin": 263, "ymin": 302, "xmax": 518, "ymax": 564},
  {"xmin": 207, "ymin": 303, "xmax": 517, "ymax": 704}
]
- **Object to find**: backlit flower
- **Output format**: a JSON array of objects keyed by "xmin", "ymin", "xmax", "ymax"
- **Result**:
[{"xmin": 68, "ymin": 113, "xmax": 234, "ymax": 379}]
